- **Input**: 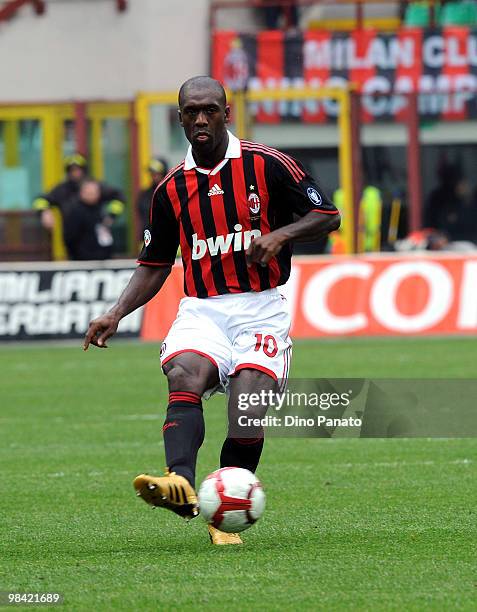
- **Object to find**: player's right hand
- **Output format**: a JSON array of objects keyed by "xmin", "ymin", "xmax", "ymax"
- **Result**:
[{"xmin": 83, "ymin": 313, "xmax": 120, "ymax": 350}]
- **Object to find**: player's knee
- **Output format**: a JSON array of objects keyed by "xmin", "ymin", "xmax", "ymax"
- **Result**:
[
  {"xmin": 230, "ymin": 368, "xmax": 279, "ymax": 423},
  {"xmin": 164, "ymin": 353, "xmax": 219, "ymax": 394},
  {"xmin": 233, "ymin": 368, "xmax": 278, "ymax": 395},
  {"xmin": 165, "ymin": 362, "xmax": 203, "ymax": 394}
]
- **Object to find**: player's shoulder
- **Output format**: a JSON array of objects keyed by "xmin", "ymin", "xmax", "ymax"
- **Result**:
[
  {"xmin": 240, "ymin": 140, "xmax": 306, "ymax": 181},
  {"xmin": 241, "ymin": 139, "xmax": 294, "ymax": 161},
  {"xmin": 153, "ymin": 161, "xmax": 185, "ymax": 198},
  {"xmin": 241, "ymin": 139, "xmax": 282, "ymax": 158}
]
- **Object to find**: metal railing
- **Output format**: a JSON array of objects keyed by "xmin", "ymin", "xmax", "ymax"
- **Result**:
[{"xmin": 209, "ymin": 0, "xmax": 443, "ymax": 31}]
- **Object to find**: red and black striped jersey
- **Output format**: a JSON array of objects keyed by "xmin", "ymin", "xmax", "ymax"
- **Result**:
[{"xmin": 138, "ymin": 131, "xmax": 338, "ymax": 298}]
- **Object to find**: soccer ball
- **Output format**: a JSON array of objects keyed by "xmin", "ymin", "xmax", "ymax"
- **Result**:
[{"xmin": 198, "ymin": 467, "xmax": 266, "ymax": 533}]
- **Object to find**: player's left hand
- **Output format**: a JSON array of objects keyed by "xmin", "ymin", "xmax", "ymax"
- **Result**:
[{"xmin": 245, "ymin": 231, "xmax": 286, "ymax": 267}]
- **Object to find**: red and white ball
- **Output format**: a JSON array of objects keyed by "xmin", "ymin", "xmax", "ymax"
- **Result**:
[{"xmin": 198, "ymin": 467, "xmax": 266, "ymax": 533}]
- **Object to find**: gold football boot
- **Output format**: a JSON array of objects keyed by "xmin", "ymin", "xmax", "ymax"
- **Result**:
[
  {"xmin": 133, "ymin": 470, "xmax": 199, "ymax": 520},
  {"xmin": 207, "ymin": 525, "xmax": 243, "ymax": 545}
]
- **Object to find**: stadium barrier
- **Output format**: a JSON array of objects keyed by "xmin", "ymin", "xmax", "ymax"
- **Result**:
[
  {"xmin": 141, "ymin": 254, "xmax": 477, "ymax": 339},
  {"xmin": 0, "ymin": 260, "xmax": 140, "ymax": 341},
  {"xmin": 2, "ymin": 254, "xmax": 476, "ymax": 341}
]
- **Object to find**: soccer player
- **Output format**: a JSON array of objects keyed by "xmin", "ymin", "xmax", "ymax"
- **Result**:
[{"xmin": 84, "ymin": 76, "xmax": 340, "ymax": 545}]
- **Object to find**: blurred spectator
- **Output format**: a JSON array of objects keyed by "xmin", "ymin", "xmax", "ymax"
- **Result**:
[
  {"xmin": 63, "ymin": 179, "xmax": 119, "ymax": 260},
  {"xmin": 258, "ymin": 1, "xmax": 298, "ymax": 29},
  {"xmin": 425, "ymin": 162, "xmax": 475, "ymax": 241},
  {"xmin": 359, "ymin": 185, "xmax": 382, "ymax": 252},
  {"xmin": 395, "ymin": 228, "xmax": 477, "ymax": 252},
  {"xmin": 32, "ymin": 154, "xmax": 126, "ymax": 230},
  {"xmin": 136, "ymin": 158, "xmax": 168, "ymax": 235},
  {"xmin": 330, "ymin": 185, "xmax": 383, "ymax": 254}
]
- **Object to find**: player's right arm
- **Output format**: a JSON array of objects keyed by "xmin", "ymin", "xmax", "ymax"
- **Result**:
[
  {"xmin": 83, "ymin": 265, "xmax": 172, "ymax": 350},
  {"xmin": 84, "ymin": 184, "xmax": 180, "ymax": 350}
]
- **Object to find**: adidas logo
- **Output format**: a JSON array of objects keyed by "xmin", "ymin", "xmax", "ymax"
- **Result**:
[{"xmin": 208, "ymin": 183, "xmax": 224, "ymax": 197}]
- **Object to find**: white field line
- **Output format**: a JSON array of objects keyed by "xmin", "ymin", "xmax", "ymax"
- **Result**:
[
  {"xmin": 47, "ymin": 469, "xmax": 135, "ymax": 478},
  {"xmin": 40, "ymin": 458, "xmax": 472, "ymax": 479},
  {"xmin": 335, "ymin": 458, "xmax": 473, "ymax": 468},
  {"xmin": 0, "ymin": 414, "xmax": 163, "ymax": 425}
]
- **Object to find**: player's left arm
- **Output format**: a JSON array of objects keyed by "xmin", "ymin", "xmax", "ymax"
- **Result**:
[{"xmin": 246, "ymin": 155, "xmax": 341, "ymax": 266}]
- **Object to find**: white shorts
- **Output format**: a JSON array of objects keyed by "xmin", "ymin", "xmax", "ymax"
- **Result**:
[{"xmin": 160, "ymin": 288, "xmax": 292, "ymax": 397}]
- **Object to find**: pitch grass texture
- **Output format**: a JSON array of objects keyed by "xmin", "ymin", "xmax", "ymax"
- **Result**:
[{"xmin": 1, "ymin": 338, "xmax": 476, "ymax": 611}]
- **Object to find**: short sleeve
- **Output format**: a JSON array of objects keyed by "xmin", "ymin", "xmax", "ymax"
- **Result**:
[
  {"xmin": 137, "ymin": 187, "xmax": 179, "ymax": 266},
  {"xmin": 267, "ymin": 154, "xmax": 339, "ymax": 217}
]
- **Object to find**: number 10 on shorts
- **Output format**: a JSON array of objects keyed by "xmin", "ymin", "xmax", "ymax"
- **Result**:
[{"xmin": 254, "ymin": 333, "xmax": 278, "ymax": 358}]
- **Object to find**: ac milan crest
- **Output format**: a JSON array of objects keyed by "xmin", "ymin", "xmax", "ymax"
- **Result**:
[{"xmin": 248, "ymin": 192, "xmax": 261, "ymax": 215}]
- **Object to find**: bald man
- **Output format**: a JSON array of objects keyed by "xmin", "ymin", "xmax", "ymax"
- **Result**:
[{"xmin": 84, "ymin": 76, "xmax": 340, "ymax": 545}]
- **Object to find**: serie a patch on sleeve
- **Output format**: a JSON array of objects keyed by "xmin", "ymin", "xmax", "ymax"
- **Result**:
[{"xmin": 306, "ymin": 187, "xmax": 322, "ymax": 206}]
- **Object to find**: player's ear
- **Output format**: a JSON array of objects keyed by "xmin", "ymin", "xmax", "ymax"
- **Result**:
[
  {"xmin": 178, "ymin": 108, "xmax": 184, "ymax": 126},
  {"xmin": 224, "ymin": 104, "xmax": 231, "ymax": 124}
]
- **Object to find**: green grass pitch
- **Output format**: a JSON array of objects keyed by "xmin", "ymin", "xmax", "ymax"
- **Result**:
[{"xmin": 1, "ymin": 337, "xmax": 476, "ymax": 610}]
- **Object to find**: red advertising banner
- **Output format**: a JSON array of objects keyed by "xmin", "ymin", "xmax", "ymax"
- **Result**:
[
  {"xmin": 5, "ymin": 256, "xmax": 475, "ymax": 342},
  {"xmin": 212, "ymin": 27, "xmax": 477, "ymax": 123},
  {"xmin": 141, "ymin": 254, "xmax": 477, "ymax": 339}
]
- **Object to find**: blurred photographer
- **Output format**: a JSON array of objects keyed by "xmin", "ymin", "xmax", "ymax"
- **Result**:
[
  {"xmin": 63, "ymin": 178, "xmax": 120, "ymax": 260},
  {"xmin": 32, "ymin": 154, "xmax": 126, "ymax": 255}
]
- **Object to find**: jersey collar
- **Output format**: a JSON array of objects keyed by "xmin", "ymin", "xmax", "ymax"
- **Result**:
[{"xmin": 184, "ymin": 130, "xmax": 241, "ymax": 175}]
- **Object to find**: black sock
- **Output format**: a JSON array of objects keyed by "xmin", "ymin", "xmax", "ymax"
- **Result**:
[
  {"xmin": 163, "ymin": 392, "xmax": 204, "ymax": 488},
  {"xmin": 220, "ymin": 437, "xmax": 264, "ymax": 473}
]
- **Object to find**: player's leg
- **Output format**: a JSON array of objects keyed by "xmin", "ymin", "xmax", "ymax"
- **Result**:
[
  {"xmin": 221, "ymin": 289, "xmax": 293, "ymax": 473},
  {"xmin": 161, "ymin": 353, "xmax": 219, "ymax": 487},
  {"xmin": 221, "ymin": 368, "xmax": 278, "ymax": 472},
  {"xmin": 134, "ymin": 296, "xmax": 232, "ymax": 520},
  {"xmin": 133, "ymin": 353, "xmax": 219, "ymax": 519},
  {"xmin": 210, "ymin": 369, "xmax": 273, "ymax": 546}
]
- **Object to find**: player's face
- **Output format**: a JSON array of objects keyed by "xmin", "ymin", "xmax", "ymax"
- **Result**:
[{"xmin": 179, "ymin": 88, "xmax": 230, "ymax": 154}]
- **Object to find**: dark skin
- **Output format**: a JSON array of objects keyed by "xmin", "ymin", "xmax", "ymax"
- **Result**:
[{"xmin": 84, "ymin": 77, "xmax": 340, "ymax": 439}]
